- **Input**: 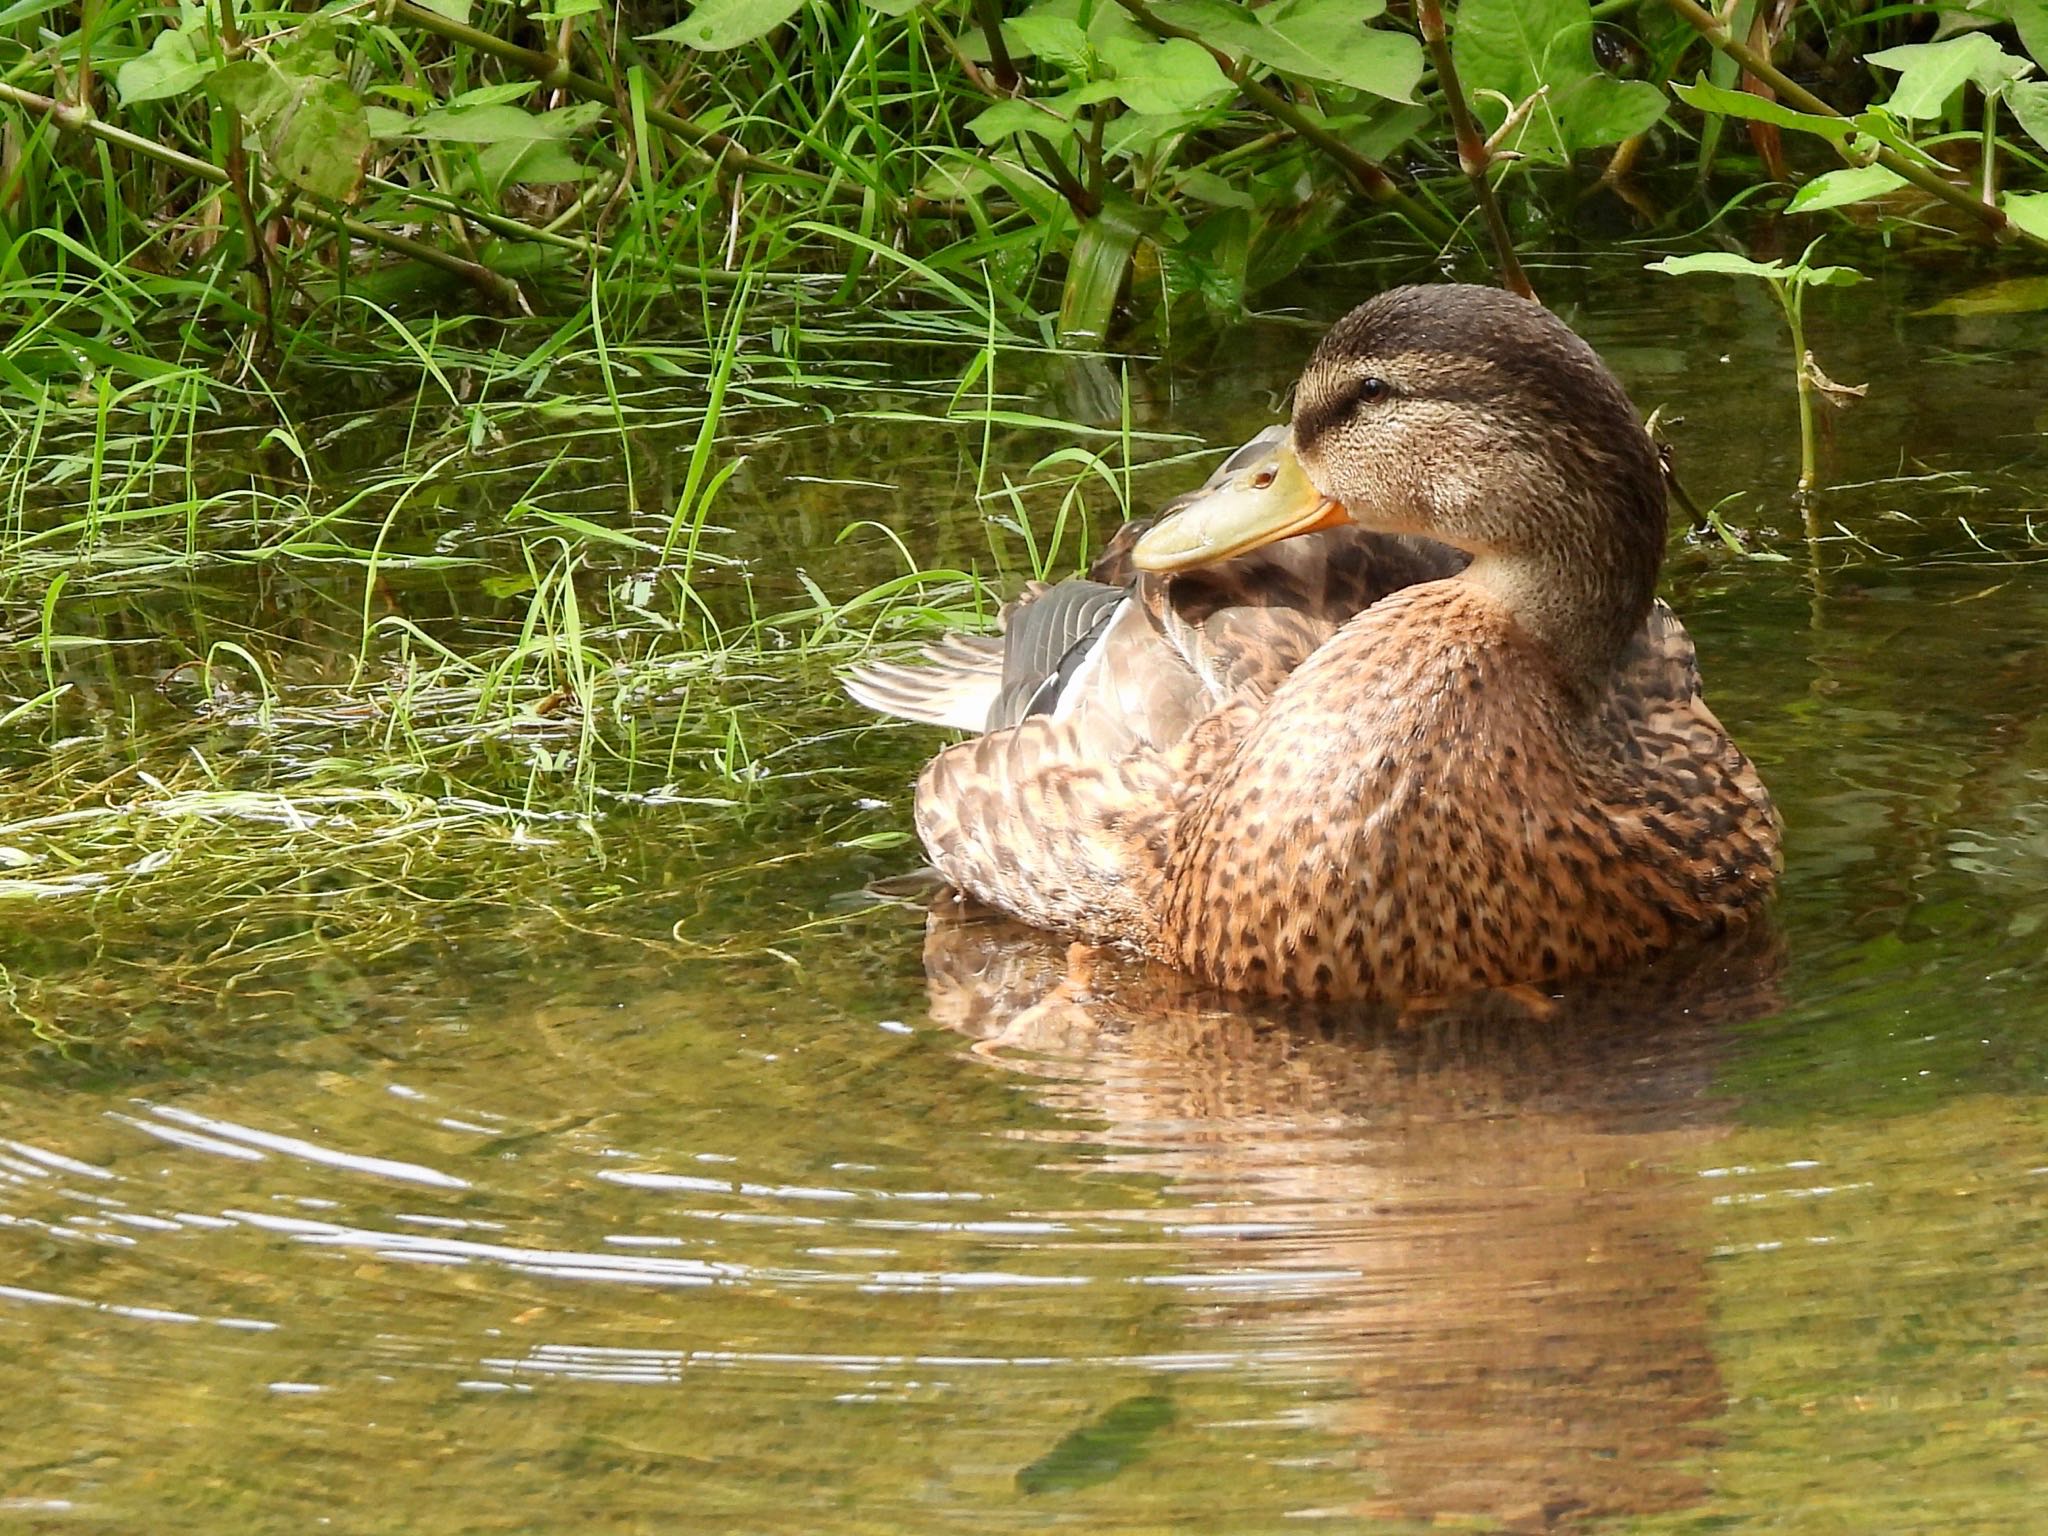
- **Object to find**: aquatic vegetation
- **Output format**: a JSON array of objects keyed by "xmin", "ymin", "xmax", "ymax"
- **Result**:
[{"xmin": 1651, "ymin": 239, "xmax": 1867, "ymax": 493}]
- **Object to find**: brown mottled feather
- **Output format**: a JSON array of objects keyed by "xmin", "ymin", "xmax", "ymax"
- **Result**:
[
  {"xmin": 898, "ymin": 525, "xmax": 1464, "ymax": 941},
  {"xmin": 1152, "ymin": 584, "xmax": 1779, "ymax": 1001}
]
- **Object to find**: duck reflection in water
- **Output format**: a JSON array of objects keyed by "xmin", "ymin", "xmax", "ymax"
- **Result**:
[{"xmin": 919, "ymin": 897, "xmax": 1785, "ymax": 1533}]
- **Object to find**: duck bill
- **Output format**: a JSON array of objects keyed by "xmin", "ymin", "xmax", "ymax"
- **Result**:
[{"xmin": 1129, "ymin": 441, "xmax": 1349, "ymax": 573}]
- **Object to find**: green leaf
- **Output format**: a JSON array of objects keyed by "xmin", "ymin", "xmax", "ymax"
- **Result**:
[
  {"xmin": 410, "ymin": 0, "xmax": 472, "ymax": 20},
  {"xmin": 1679, "ymin": 77, "xmax": 1940, "ymax": 163},
  {"xmin": 1453, "ymin": 0, "xmax": 1664, "ymax": 160},
  {"xmin": 2008, "ymin": 79, "xmax": 2048, "ymax": 150},
  {"xmin": 1845, "ymin": 104, "xmax": 1940, "ymax": 162},
  {"xmin": 1648, "ymin": 251, "xmax": 1863, "ymax": 287},
  {"xmin": 1332, "ymin": 100, "xmax": 1433, "ymax": 163},
  {"xmin": 1865, "ymin": 34, "xmax": 2031, "ymax": 119},
  {"xmin": 1159, "ymin": 206, "xmax": 1249, "ymax": 312},
  {"xmin": 1917, "ymin": 273, "xmax": 2048, "ymax": 314},
  {"xmin": 643, "ymin": 0, "xmax": 807, "ymax": 50},
  {"xmin": 1785, "ymin": 163, "xmax": 1909, "ymax": 213},
  {"xmin": 1059, "ymin": 194, "xmax": 1158, "ymax": 341},
  {"xmin": 476, "ymin": 139, "xmax": 595, "ymax": 194},
  {"xmin": 914, "ymin": 154, "xmax": 1003, "ymax": 201},
  {"xmin": 860, "ymin": 0, "xmax": 922, "ymax": 14},
  {"xmin": 1099, "ymin": 36, "xmax": 1231, "ymax": 115},
  {"xmin": 1103, "ymin": 110, "xmax": 1196, "ymax": 158},
  {"xmin": 1674, "ymin": 77, "xmax": 1838, "ymax": 136},
  {"xmin": 1551, "ymin": 73, "xmax": 1666, "ymax": 148},
  {"xmin": 1152, "ymin": 0, "xmax": 1267, "ymax": 55},
  {"xmin": 2001, "ymin": 189, "xmax": 2048, "ymax": 239},
  {"xmin": 270, "ymin": 80, "xmax": 370, "ymax": 202},
  {"xmin": 209, "ymin": 56, "xmax": 370, "ymax": 202},
  {"xmin": 206, "ymin": 60, "xmax": 286, "ymax": 125},
  {"xmin": 1250, "ymin": 0, "xmax": 1419, "ymax": 101},
  {"xmin": 447, "ymin": 81, "xmax": 546, "ymax": 109},
  {"xmin": 1154, "ymin": 0, "xmax": 1417, "ymax": 100},
  {"xmin": 404, "ymin": 104, "xmax": 582, "ymax": 143},
  {"xmin": 1005, "ymin": 12, "xmax": 1091, "ymax": 74},
  {"xmin": 116, "ymin": 26, "xmax": 213, "ymax": 105},
  {"xmin": 967, "ymin": 97, "xmax": 1071, "ymax": 146},
  {"xmin": 2009, "ymin": 0, "xmax": 2048, "ymax": 70},
  {"xmin": 1174, "ymin": 168, "xmax": 1253, "ymax": 209},
  {"xmin": 972, "ymin": 155, "xmax": 1065, "ymax": 221},
  {"xmin": 1673, "ymin": 76, "xmax": 1853, "ymax": 144},
  {"xmin": 1002, "ymin": 0, "xmax": 1151, "ymax": 66},
  {"xmin": 270, "ymin": 26, "xmax": 347, "ymax": 80},
  {"xmin": 1649, "ymin": 251, "xmax": 1792, "ymax": 281},
  {"xmin": 966, "ymin": 83, "xmax": 1114, "ymax": 145}
]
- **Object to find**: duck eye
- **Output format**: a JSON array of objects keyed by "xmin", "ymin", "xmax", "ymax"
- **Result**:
[
  {"xmin": 1356, "ymin": 376, "xmax": 1392, "ymax": 404},
  {"xmin": 1250, "ymin": 469, "xmax": 1276, "ymax": 489}
]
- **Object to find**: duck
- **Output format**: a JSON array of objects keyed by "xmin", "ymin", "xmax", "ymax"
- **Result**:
[{"xmin": 846, "ymin": 284, "xmax": 1781, "ymax": 1002}]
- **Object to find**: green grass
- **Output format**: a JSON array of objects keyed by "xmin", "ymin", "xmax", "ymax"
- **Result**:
[{"xmin": 0, "ymin": 287, "xmax": 1233, "ymax": 1056}]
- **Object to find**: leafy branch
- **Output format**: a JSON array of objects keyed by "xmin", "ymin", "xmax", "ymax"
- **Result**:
[
  {"xmin": 1415, "ymin": 0, "xmax": 1532, "ymax": 300},
  {"xmin": 1660, "ymin": 0, "xmax": 2048, "ymax": 257},
  {"xmin": 1109, "ymin": 0, "xmax": 1457, "ymax": 244},
  {"xmin": 0, "ymin": 77, "xmax": 521, "ymax": 308}
]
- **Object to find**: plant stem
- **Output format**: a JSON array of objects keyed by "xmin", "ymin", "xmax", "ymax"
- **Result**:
[
  {"xmin": 367, "ymin": 175, "xmax": 617, "ymax": 261},
  {"xmin": 970, "ymin": 0, "xmax": 1018, "ymax": 89},
  {"xmin": 1028, "ymin": 133, "xmax": 1101, "ymax": 219},
  {"xmin": 1414, "ymin": 0, "xmax": 1534, "ymax": 300},
  {"xmin": 0, "ymin": 79, "xmax": 521, "ymax": 308},
  {"xmin": 212, "ymin": 0, "xmax": 278, "ymax": 347},
  {"xmin": 1084, "ymin": 99, "xmax": 1108, "ymax": 206},
  {"xmin": 1661, "ymin": 0, "xmax": 2048, "ymax": 255},
  {"xmin": 1982, "ymin": 89, "xmax": 1998, "ymax": 205},
  {"xmin": 1109, "ymin": 0, "xmax": 1458, "ymax": 244},
  {"xmin": 76, "ymin": 0, "xmax": 97, "ymax": 110},
  {"xmin": 1778, "ymin": 284, "xmax": 1816, "ymax": 492},
  {"xmin": 0, "ymin": 81, "xmax": 220, "ymax": 181}
]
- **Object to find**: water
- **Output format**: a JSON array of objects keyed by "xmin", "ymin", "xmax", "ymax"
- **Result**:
[{"xmin": 4, "ymin": 255, "xmax": 2048, "ymax": 1532}]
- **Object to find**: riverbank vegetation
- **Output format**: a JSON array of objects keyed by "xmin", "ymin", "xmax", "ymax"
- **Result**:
[{"xmin": 7, "ymin": 0, "xmax": 2048, "ymax": 1051}]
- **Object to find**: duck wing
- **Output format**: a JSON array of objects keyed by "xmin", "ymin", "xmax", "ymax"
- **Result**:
[
  {"xmin": 845, "ymin": 526, "xmax": 1461, "ymax": 744},
  {"xmin": 843, "ymin": 579, "xmax": 1126, "ymax": 732},
  {"xmin": 1596, "ymin": 600, "xmax": 1783, "ymax": 910},
  {"xmin": 847, "ymin": 529, "xmax": 1461, "ymax": 942}
]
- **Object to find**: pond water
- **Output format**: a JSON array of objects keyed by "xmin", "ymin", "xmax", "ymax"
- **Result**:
[{"xmin": 4, "ymin": 252, "xmax": 2048, "ymax": 1533}]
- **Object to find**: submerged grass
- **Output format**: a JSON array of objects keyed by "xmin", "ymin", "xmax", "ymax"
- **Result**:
[{"xmin": 0, "ymin": 293, "xmax": 1236, "ymax": 1055}]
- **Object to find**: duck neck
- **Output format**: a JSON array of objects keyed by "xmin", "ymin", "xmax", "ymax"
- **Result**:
[{"xmin": 1459, "ymin": 484, "xmax": 1665, "ymax": 710}]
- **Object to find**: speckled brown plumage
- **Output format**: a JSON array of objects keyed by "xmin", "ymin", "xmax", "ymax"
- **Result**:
[{"xmin": 847, "ymin": 285, "xmax": 1782, "ymax": 1002}]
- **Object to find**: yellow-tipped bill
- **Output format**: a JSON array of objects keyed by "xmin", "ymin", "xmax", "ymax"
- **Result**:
[{"xmin": 1130, "ymin": 434, "xmax": 1348, "ymax": 573}]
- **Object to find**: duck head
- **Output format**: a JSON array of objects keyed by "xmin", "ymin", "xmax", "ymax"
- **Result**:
[{"xmin": 1133, "ymin": 284, "xmax": 1669, "ymax": 689}]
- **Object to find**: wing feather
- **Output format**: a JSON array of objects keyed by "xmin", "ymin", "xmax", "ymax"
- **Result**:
[{"xmin": 845, "ymin": 426, "xmax": 1471, "ymax": 937}]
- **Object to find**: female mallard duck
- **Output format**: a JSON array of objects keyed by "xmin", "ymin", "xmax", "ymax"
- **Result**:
[{"xmin": 848, "ymin": 284, "xmax": 1781, "ymax": 1002}]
